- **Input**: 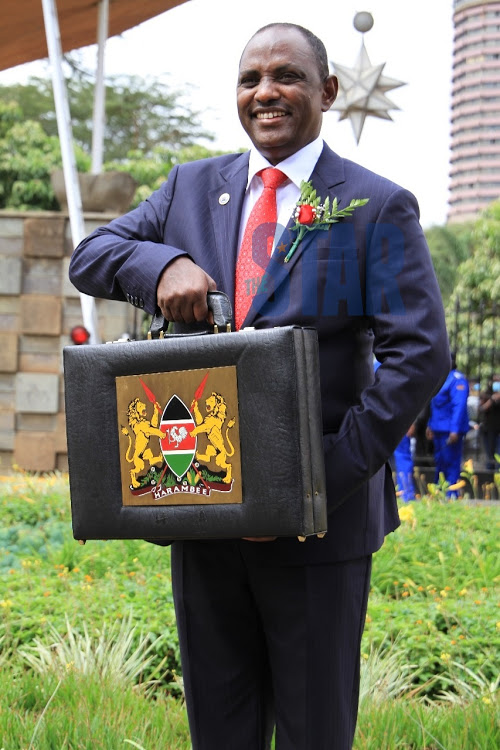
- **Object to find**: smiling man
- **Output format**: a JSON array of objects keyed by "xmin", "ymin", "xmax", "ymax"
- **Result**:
[
  {"xmin": 237, "ymin": 26, "xmax": 337, "ymax": 165},
  {"xmin": 69, "ymin": 22, "xmax": 450, "ymax": 750}
]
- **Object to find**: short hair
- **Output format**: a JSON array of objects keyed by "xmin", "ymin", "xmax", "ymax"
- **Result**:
[{"xmin": 243, "ymin": 23, "xmax": 330, "ymax": 81}]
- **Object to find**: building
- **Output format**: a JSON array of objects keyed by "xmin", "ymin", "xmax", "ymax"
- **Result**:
[{"xmin": 448, "ymin": 0, "xmax": 500, "ymax": 223}]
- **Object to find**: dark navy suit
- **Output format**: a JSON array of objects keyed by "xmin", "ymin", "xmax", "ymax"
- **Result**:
[{"xmin": 70, "ymin": 143, "xmax": 450, "ymax": 748}]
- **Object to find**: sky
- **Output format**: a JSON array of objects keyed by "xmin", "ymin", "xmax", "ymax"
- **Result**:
[{"xmin": 0, "ymin": 0, "xmax": 455, "ymax": 228}]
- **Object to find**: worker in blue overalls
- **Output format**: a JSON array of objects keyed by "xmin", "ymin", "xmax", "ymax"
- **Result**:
[
  {"xmin": 374, "ymin": 357, "xmax": 416, "ymax": 501},
  {"xmin": 426, "ymin": 354, "xmax": 470, "ymax": 492}
]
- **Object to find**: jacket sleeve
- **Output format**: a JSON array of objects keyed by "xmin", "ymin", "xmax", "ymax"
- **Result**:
[
  {"xmin": 325, "ymin": 186, "xmax": 450, "ymax": 506},
  {"xmin": 69, "ymin": 166, "xmax": 189, "ymax": 314}
]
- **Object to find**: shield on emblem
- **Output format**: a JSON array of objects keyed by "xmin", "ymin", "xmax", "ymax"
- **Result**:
[{"xmin": 160, "ymin": 395, "xmax": 197, "ymax": 479}]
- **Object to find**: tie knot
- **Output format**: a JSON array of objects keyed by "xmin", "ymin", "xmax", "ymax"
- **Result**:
[{"xmin": 259, "ymin": 168, "xmax": 287, "ymax": 190}]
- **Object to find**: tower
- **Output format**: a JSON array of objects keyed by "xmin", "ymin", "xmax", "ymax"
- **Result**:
[{"xmin": 448, "ymin": 0, "xmax": 500, "ymax": 223}]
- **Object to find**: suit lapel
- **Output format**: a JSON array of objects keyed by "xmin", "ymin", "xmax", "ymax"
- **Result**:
[
  {"xmin": 208, "ymin": 153, "xmax": 249, "ymax": 300},
  {"xmin": 244, "ymin": 144, "xmax": 347, "ymax": 326}
]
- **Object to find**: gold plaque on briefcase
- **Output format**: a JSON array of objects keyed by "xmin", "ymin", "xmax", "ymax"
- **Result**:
[{"xmin": 115, "ymin": 366, "xmax": 242, "ymax": 506}]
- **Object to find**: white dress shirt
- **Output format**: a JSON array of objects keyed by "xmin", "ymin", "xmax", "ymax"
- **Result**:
[{"xmin": 237, "ymin": 136, "xmax": 324, "ymax": 254}]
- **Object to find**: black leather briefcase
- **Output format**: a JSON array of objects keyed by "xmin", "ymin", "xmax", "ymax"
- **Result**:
[{"xmin": 63, "ymin": 292, "xmax": 327, "ymax": 542}]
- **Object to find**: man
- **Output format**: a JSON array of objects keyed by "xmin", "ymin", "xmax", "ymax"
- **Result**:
[
  {"xmin": 427, "ymin": 354, "xmax": 470, "ymax": 491},
  {"xmin": 69, "ymin": 23, "xmax": 449, "ymax": 750}
]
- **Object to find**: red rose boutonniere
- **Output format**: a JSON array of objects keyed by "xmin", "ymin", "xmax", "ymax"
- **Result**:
[{"xmin": 284, "ymin": 180, "xmax": 369, "ymax": 263}]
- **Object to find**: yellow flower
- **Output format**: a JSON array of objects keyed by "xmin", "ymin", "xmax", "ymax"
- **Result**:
[
  {"xmin": 463, "ymin": 459, "xmax": 474, "ymax": 473},
  {"xmin": 0, "ymin": 599, "xmax": 12, "ymax": 608},
  {"xmin": 440, "ymin": 652, "xmax": 451, "ymax": 663},
  {"xmin": 398, "ymin": 505, "xmax": 415, "ymax": 523},
  {"xmin": 459, "ymin": 588, "xmax": 468, "ymax": 596}
]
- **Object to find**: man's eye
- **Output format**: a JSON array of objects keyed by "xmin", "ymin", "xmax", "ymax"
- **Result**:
[
  {"xmin": 240, "ymin": 77, "xmax": 258, "ymax": 87},
  {"xmin": 279, "ymin": 72, "xmax": 300, "ymax": 82}
]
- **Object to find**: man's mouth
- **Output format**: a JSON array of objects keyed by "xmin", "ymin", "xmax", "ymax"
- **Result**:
[{"xmin": 254, "ymin": 111, "xmax": 287, "ymax": 120}]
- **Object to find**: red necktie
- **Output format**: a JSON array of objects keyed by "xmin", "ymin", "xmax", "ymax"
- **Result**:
[{"xmin": 234, "ymin": 167, "xmax": 288, "ymax": 330}]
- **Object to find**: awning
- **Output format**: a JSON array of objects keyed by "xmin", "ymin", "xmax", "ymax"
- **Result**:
[{"xmin": 0, "ymin": 0, "xmax": 189, "ymax": 72}]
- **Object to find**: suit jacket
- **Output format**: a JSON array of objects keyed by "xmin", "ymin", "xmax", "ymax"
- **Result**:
[{"xmin": 69, "ymin": 143, "xmax": 450, "ymax": 564}]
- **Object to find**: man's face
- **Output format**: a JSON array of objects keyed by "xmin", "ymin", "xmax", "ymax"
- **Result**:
[{"xmin": 237, "ymin": 27, "xmax": 338, "ymax": 164}]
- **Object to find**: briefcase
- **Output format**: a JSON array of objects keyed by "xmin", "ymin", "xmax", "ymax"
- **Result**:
[{"xmin": 63, "ymin": 292, "xmax": 327, "ymax": 542}]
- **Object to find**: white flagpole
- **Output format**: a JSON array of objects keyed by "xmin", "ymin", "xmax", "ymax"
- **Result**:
[{"xmin": 41, "ymin": 0, "xmax": 100, "ymax": 344}]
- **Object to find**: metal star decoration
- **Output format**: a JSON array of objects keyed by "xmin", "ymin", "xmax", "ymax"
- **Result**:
[{"xmin": 330, "ymin": 13, "xmax": 405, "ymax": 144}]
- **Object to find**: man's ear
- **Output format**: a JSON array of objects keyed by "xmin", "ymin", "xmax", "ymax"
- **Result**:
[{"xmin": 322, "ymin": 75, "xmax": 338, "ymax": 111}]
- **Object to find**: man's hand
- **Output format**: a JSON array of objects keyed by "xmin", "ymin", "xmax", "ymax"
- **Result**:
[
  {"xmin": 406, "ymin": 423, "xmax": 416, "ymax": 438},
  {"xmin": 157, "ymin": 256, "xmax": 216, "ymax": 323},
  {"xmin": 242, "ymin": 537, "xmax": 277, "ymax": 542},
  {"xmin": 447, "ymin": 432, "xmax": 460, "ymax": 444}
]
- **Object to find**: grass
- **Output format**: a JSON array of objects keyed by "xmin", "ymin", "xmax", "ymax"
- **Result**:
[{"xmin": 0, "ymin": 471, "xmax": 498, "ymax": 748}]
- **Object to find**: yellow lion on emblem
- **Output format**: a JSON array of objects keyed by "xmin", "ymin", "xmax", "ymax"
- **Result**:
[
  {"xmin": 121, "ymin": 398, "xmax": 164, "ymax": 488},
  {"xmin": 190, "ymin": 392, "xmax": 235, "ymax": 484}
]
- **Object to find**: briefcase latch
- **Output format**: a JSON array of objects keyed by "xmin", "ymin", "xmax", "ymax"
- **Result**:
[
  {"xmin": 297, "ymin": 533, "xmax": 326, "ymax": 541},
  {"xmin": 213, "ymin": 323, "xmax": 232, "ymax": 334}
]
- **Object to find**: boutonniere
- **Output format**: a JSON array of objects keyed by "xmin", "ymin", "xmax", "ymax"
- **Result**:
[{"xmin": 284, "ymin": 180, "xmax": 369, "ymax": 263}]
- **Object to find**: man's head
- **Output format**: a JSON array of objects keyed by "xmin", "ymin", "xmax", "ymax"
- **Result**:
[{"xmin": 237, "ymin": 23, "xmax": 338, "ymax": 165}]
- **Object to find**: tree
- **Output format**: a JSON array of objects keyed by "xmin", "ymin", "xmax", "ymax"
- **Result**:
[
  {"xmin": 424, "ymin": 223, "xmax": 472, "ymax": 305},
  {"xmin": 0, "ymin": 64, "xmax": 226, "ymax": 210},
  {"xmin": 0, "ymin": 100, "xmax": 90, "ymax": 210},
  {"xmin": 0, "ymin": 58, "xmax": 213, "ymax": 162},
  {"xmin": 445, "ymin": 201, "xmax": 500, "ymax": 383}
]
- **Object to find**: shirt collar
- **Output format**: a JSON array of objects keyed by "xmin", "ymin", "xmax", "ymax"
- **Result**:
[{"xmin": 246, "ymin": 136, "xmax": 324, "ymax": 190}]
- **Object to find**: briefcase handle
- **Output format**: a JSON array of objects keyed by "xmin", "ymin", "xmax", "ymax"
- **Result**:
[{"xmin": 148, "ymin": 291, "xmax": 233, "ymax": 339}]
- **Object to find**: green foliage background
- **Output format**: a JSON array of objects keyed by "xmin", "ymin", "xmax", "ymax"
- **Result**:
[
  {"xmin": 0, "ymin": 474, "xmax": 498, "ymax": 748},
  {"xmin": 0, "ymin": 474, "xmax": 498, "ymax": 701},
  {"xmin": 0, "ymin": 64, "xmax": 226, "ymax": 212}
]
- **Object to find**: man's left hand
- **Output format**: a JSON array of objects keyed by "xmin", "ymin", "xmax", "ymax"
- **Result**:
[{"xmin": 242, "ymin": 537, "xmax": 277, "ymax": 542}]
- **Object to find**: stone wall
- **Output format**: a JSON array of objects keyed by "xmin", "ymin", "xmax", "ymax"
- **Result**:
[{"xmin": 0, "ymin": 210, "xmax": 139, "ymax": 474}]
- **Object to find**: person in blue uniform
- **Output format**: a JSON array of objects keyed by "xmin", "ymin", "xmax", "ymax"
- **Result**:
[
  {"xmin": 374, "ymin": 358, "xmax": 416, "ymax": 502},
  {"xmin": 427, "ymin": 354, "xmax": 470, "ymax": 490},
  {"xmin": 393, "ymin": 424, "xmax": 416, "ymax": 502}
]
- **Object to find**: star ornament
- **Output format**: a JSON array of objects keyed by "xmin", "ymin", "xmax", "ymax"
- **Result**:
[{"xmin": 330, "ymin": 40, "xmax": 405, "ymax": 143}]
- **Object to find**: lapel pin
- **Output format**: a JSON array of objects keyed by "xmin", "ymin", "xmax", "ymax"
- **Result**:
[{"xmin": 219, "ymin": 193, "xmax": 230, "ymax": 205}]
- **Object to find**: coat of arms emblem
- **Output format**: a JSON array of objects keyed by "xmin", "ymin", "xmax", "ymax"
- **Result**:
[{"xmin": 116, "ymin": 366, "xmax": 242, "ymax": 506}]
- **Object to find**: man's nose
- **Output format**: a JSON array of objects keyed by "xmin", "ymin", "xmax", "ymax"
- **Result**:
[{"xmin": 255, "ymin": 76, "xmax": 280, "ymax": 101}]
